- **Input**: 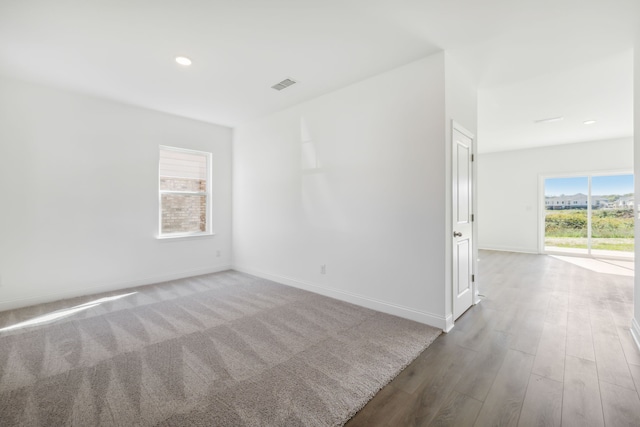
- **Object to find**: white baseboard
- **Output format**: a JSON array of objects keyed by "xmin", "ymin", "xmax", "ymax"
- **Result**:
[
  {"xmin": 444, "ymin": 314, "xmax": 454, "ymax": 333},
  {"xmin": 0, "ymin": 265, "xmax": 232, "ymax": 312},
  {"xmin": 478, "ymin": 245, "xmax": 538, "ymax": 254},
  {"xmin": 631, "ymin": 318, "xmax": 640, "ymax": 352},
  {"xmin": 233, "ymin": 264, "xmax": 448, "ymax": 330}
]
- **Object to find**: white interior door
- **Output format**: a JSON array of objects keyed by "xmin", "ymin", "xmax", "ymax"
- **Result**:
[{"xmin": 452, "ymin": 125, "xmax": 474, "ymax": 320}]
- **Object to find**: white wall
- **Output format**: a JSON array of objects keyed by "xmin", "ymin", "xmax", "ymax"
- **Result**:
[
  {"xmin": 233, "ymin": 54, "xmax": 454, "ymax": 328},
  {"xmin": 632, "ymin": 42, "xmax": 640, "ymax": 349},
  {"xmin": 478, "ymin": 138, "xmax": 633, "ymax": 253},
  {"xmin": 0, "ymin": 76, "xmax": 232, "ymax": 310}
]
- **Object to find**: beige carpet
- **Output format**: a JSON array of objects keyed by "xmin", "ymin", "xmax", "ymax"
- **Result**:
[{"xmin": 0, "ymin": 271, "xmax": 440, "ymax": 426}]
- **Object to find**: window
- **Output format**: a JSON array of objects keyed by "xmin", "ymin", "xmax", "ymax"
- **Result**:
[{"xmin": 159, "ymin": 146, "xmax": 212, "ymax": 237}]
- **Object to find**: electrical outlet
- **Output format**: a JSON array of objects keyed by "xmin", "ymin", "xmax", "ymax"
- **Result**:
[
  {"xmin": 320, "ymin": 265, "xmax": 326, "ymax": 275},
  {"xmin": 216, "ymin": 250, "xmax": 221, "ymax": 258}
]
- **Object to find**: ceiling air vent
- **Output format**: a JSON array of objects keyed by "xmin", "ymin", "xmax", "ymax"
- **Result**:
[{"xmin": 271, "ymin": 78, "xmax": 297, "ymax": 91}]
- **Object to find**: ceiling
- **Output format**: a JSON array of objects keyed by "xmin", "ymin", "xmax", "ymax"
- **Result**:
[
  {"xmin": 478, "ymin": 50, "xmax": 634, "ymax": 153},
  {"xmin": 0, "ymin": 0, "xmax": 637, "ymax": 152}
]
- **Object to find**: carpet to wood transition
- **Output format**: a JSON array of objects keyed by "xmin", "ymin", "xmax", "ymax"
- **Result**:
[{"xmin": 0, "ymin": 270, "xmax": 441, "ymax": 426}]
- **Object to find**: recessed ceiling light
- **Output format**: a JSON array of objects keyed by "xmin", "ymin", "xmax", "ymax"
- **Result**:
[
  {"xmin": 583, "ymin": 120, "xmax": 597, "ymax": 125},
  {"xmin": 534, "ymin": 116, "xmax": 564, "ymax": 124},
  {"xmin": 175, "ymin": 56, "xmax": 192, "ymax": 66}
]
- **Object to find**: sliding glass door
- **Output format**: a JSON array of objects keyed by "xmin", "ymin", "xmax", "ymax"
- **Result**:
[
  {"xmin": 544, "ymin": 176, "xmax": 590, "ymax": 255},
  {"xmin": 590, "ymin": 175, "xmax": 634, "ymax": 257},
  {"xmin": 543, "ymin": 173, "xmax": 634, "ymax": 259}
]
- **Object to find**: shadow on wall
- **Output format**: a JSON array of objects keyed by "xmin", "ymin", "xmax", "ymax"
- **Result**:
[{"xmin": 300, "ymin": 116, "xmax": 348, "ymax": 231}]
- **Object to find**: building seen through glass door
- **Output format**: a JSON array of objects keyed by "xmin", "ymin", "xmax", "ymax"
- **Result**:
[{"xmin": 544, "ymin": 173, "xmax": 634, "ymax": 259}]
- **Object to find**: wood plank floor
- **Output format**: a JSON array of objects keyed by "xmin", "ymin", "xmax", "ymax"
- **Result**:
[{"xmin": 346, "ymin": 250, "xmax": 640, "ymax": 427}]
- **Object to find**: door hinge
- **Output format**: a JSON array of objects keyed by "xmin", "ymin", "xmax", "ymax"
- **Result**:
[
  {"xmin": 471, "ymin": 154, "xmax": 474, "ymax": 162},
  {"xmin": 472, "ymin": 274, "xmax": 475, "ymax": 282},
  {"xmin": 471, "ymin": 214, "xmax": 474, "ymax": 222}
]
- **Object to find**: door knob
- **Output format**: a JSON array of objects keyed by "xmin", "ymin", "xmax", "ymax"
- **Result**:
[{"xmin": 453, "ymin": 231, "xmax": 462, "ymax": 237}]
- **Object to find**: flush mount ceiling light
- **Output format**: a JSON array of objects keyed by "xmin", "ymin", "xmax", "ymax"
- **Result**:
[
  {"xmin": 175, "ymin": 56, "xmax": 192, "ymax": 66},
  {"xmin": 583, "ymin": 120, "xmax": 597, "ymax": 125},
  {"xmin": 534, "ymin": 116, "xmax": 564, "ymax": 124}
]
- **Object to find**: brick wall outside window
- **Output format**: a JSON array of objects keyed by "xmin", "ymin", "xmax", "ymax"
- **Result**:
[{"xmin": 161, "ymin": 177, "xmax": 207, "ymax": 233}]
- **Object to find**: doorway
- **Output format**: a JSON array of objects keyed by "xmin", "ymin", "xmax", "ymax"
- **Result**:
[
  {"xmin": 542, "ymin": 172, "xmax": 634, "ymax": 259},
  {"xmin": 452, "ymin": 122, "xmax": 476, "ymax": 321}
]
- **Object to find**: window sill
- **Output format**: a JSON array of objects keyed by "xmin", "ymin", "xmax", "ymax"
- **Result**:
[{"xmin": 156, "ymin": 232, "xmax": 216, "ymax": 242}]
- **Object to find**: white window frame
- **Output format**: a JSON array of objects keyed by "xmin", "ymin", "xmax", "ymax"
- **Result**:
[{"xmin": 158, "ymin": 145, "xmax": 213, "ymax": 239}]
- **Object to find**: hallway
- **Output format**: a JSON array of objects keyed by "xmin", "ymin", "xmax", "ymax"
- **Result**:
[{"xmin": 347, "ymin": 250, "xmax": 640, "ymax": 426}]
